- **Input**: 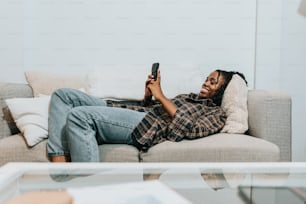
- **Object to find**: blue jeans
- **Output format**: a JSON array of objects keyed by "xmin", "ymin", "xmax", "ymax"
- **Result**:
[{"xmin": 47, "ymin": 88, "xmax": 146, "ymax": 162}]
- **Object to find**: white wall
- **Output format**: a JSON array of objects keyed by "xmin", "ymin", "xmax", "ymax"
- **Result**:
[
  {"xmin": 255, "ymin": 0, "xmax": 282, "ymax": 89},
  {"xmin": 255, "ymin": 0, "xmax": 306, "ymax": 161},
  {"xmin": 0, "ymin": 0, "xmax": 256, "ymax": 87},
  {"xmin": 280, "ymin": 0, "xmax": 306, "ymax": 161},
  {"xmin": 0, "ymin": 1, "xmax": 23, "ymax": 78}
]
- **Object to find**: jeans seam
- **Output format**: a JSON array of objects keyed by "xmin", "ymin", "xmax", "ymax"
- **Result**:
[{"xmin": 87, "ymin": 114, "xmax": 136, "ymax": 130}]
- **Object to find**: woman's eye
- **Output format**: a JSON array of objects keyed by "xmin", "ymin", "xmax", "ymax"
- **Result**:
[
  {"xmin": 210, "ymin": 80, "xmax": 217, "ymax": 85},
  {"xmin": 205, "ymin": 78, "xmax": 217, "ymax": 85}
]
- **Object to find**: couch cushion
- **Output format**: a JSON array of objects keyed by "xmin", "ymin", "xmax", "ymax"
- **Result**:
[
  {"xmin": 0, "ymin": 134, "xmax": 49, "ymax": 166},
  {"xmin": 140, "ymin": 133, "xmax": 280, "ymax": 162},
  {"xmin": 25, "ymin": 71, "xmax": 88, "ymax": 96},
  {"xmin": 99, "ymin": 144, "xmax": 139, "ymax": 162},
  {"xmin": 0, "ymin": 135, "xmax": 139, "ymax": 166},
  {"xmin": 86, "ymin": 64, "xmax": 202, "ymax": 100}
]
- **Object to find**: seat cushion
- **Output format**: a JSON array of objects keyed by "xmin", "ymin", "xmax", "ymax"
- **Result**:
[
  {"xmin": 0, "ymin": 134, "xmax": 49, "ymax": 166},
  {"xmin": 140, "ymin": 133, "xmax": 280, "ymax": 162},
  {"xmin": 98, "ymin": 144, "xmax": 139, "ymax": 162},
  {"xmin": 0, "ymin": 134, "xmax": 140, "ymax": 166}
]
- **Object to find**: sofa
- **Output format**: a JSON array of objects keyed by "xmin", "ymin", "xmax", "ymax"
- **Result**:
[{"xmin": 0, "ymin": 82, "xmax": 292, "ymax": 166}]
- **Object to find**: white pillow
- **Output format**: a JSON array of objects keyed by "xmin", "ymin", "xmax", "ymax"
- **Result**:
[
  {"xmin": 87, "ymin": 65, "xmax": 147, "ymax": 100},
  {"xmin": 5, "ymin": 96, "xmax": 51, "ymax": 147},
  {"xmin": 86, "ymin": 64, "xmax": 203, "ymax": 100},
  {"xmin": 25, "ymin": 71, "xmax": 88, "ymax": 97},
  {"xmin": 221, "ymin": 74, "xmax": 248, "ymax": 134}
]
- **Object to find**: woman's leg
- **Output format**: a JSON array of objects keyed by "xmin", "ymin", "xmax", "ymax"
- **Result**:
[
  {"xmin": 47, "ymin": 88, "xmax": 107, "ymax": 162},
  {"xmin": 65, "ymin": 106, "xmax": 146, "ymax": 162}
]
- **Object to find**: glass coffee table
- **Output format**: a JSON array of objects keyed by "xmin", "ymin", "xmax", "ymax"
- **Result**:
[{"xmin": 0, "ymin": 162, "xmax": 306, "ymax": 204}]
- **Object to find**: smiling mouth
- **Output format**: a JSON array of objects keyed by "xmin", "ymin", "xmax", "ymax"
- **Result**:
[{"xmin": 200, "ymin": 88, "xmax": 209, "ymax": 94}]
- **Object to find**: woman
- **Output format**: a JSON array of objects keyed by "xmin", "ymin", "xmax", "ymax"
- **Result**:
[{"xmin": 47, "ymin": 69, "xmax": 247, "ymax": 162}]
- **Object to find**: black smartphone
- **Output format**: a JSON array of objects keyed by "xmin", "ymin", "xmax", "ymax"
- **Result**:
[{"xmin": 151, "ymin": 63, "xmax": 159, "ymax": 81}]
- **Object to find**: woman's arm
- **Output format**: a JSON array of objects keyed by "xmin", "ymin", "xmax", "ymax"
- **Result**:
[
  {"xmin": 147, "ymin": 70, "xmax": 177, "ymax": 117},
  {"xmin": 155, "ymin": 93, "xmax": 177, "ymax": 117}
]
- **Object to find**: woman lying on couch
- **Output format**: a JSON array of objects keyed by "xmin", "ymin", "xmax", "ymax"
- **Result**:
[{"xmin": 48, "ymin": 69, "xmax": 247, "ymax": 162}]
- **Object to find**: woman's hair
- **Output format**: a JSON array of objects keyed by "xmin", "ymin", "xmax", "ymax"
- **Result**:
[{"xmin": 211, "ymin": 70, "xmax": 248, "ymax": 106}]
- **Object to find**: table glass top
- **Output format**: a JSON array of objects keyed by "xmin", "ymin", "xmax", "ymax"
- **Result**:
[{"xmin": 1, "ymin": 162, "xmax": 306, "ymax": 204}]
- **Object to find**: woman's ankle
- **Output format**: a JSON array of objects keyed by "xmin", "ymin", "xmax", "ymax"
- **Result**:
[{"xmin": 51, "ymin": 156, "xmax": 70, "ymax": 162}]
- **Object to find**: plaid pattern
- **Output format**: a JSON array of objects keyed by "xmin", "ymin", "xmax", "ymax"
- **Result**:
[{"xmin": 107, "ymin": 93, "xmax": 226, "ymax": 151}]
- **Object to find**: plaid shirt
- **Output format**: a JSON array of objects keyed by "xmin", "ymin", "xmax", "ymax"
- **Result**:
[{"xmin": 107, "ymin": 93, "xmax": 226, "ymax": 151}]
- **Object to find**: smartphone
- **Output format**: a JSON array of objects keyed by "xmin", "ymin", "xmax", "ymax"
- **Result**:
[{"xmin": 151, "ymin": 63, "xmax": 159, "ymax": 81}]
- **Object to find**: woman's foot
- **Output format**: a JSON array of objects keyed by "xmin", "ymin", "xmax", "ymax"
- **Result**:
[{"xmin": 51, "ymin": 156, "xmax": 70, "ymax": 162}]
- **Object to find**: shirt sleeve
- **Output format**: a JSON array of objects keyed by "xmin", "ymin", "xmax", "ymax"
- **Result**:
[{"xmin": 167, "ymin": 107, "xmax": 226, "ymax": 141}]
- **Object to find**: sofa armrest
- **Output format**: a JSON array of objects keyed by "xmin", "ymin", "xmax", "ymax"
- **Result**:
[{"xmin": 247, "ymin": 90, "xmax": 292, "ymax": 161}]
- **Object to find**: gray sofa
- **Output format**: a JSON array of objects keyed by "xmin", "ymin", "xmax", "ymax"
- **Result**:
[{"xmin": 0, "ymin": 83, "xmax": 292, "ymax": 166}]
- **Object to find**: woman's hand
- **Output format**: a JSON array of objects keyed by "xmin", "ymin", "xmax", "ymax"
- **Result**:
[
  {"xmin": 148, "ymin": 70, "xmax": 177, "ymax": 117},
  {"xmin": 144, "ymin": 74, "xmax": 154, "ymax": 99},
  {"xmin": 147, "ymin": 70, "xmax": 164, "ymax": 101}
]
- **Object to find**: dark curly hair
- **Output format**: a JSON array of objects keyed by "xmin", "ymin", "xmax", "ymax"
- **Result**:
[{"xmin": 211, "ymin": 70, "xmax": 248, "ymax": 106}]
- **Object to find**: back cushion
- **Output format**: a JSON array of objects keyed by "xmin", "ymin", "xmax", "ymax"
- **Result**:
[{"xmin": 0, "ymin": 83, "xmax": 33, "ymax": 139}]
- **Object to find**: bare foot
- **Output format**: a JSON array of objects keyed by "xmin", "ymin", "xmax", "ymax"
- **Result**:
[{"xmin": 51, "ymin": 156, "xmax": 70, "ymax": 162}]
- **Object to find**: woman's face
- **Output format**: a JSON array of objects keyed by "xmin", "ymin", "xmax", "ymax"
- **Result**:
[{"xmin": 199, "ymin": 71, "xmax": 225, "ymax": 98}]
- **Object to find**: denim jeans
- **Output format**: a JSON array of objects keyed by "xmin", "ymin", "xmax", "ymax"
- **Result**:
[{"xmin": 47, "ymin": 88, "xmax": 146, "ymax": 162}]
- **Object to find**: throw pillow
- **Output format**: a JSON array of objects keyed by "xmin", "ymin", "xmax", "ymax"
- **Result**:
[
  {"xmin": 86, "ymin": 64, "xmax": 203, "ymax": 100},
  {"xmin": 5, "ymin": 96, "xmax": 51, "ymax": 147},
  {"xmin": 25, "ymin": 71, "xmax": 88, "ymax": 97},
  {"xmin": 220, "ymin": 74, "xmax": 248, "ymax": 134}
]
